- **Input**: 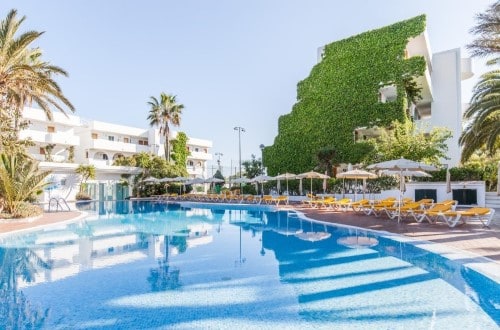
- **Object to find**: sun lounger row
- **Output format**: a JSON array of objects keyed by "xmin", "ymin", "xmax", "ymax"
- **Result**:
[
  {"xmin": 151, "ymin": 193, "xmax": 289, "ymax": 205},
  {"xmin": 360, "ymin": 198, "xmax": 495, "ymax": 228}
]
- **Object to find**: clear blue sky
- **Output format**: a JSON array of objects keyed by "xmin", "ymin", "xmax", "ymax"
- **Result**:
[{"xmin": 2, "ymin": 0, "xmax": 494, "ymax": 175}]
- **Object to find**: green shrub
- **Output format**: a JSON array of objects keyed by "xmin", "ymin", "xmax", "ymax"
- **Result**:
[
  {"xmin": 75, "ymin": 192, "xmax": 92, "ymax": 201},
  {"xmin": 12, "ymin": 202, "xmax": 43, "ymax": 219}
]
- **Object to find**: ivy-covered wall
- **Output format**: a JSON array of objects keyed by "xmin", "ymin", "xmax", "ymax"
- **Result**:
[{"xmin": 264, "ymin": 15, "xmax": 427, "ymax": 175}]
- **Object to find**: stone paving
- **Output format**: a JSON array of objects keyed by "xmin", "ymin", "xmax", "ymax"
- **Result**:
[
  {"xmin": 1, "ymin": 206, "xmax": 498, "ymax": 264},
  {"xmin": 293, "ymin": 205, "xmax": 500, "ymax": 262}
]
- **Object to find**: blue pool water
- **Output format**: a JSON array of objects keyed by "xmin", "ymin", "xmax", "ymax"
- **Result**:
[{"xmin": 0, "ymin": 200, "xmax": 498, "ymax": 329}]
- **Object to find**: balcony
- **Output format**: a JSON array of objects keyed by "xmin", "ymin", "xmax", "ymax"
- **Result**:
[
  {"xmin": 187, "ymin": 167, "xmax": 205, "ymax": 176},
  {"xmin": 19, "ymin": 130, "xmax": 80, "ymax": 146},
  {"xmin": 89, "ymin": 139, "xmax": 150, "ymax": 153},
  {"xmin": 189, "ymin": 151, "xmax": 212, "ymax": 161},
  {"xmin": 32, "ymin": 154, "xmax": 66, "ymax": 162}
]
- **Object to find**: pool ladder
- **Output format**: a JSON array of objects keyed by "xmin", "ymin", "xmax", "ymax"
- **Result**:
[{"xmin": 48, "ymin": 197, "xmax": 71, "ymax": 212}]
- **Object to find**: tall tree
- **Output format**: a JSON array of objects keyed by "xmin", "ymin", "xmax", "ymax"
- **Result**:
[
  {"xmin": 460, "ymin": 1, "xmax": 500, "ymax": 161},
  {"xmin": 466, "ymin": 1, "xmax": 500, "ymax": 58},
  {"xmin": 0, "ymin": 9, "xmax": 74, "ymax": 139},
  {"xmin": 147, "ymin": 93, "xmax": 184, "ymax": 162},
  {"xmin": 242, "ymin": 154, "xmax": 264, "ymax": 179},
  {"xmin": 460, "ymin": 69, "xmax": 500, "ymax": 161},
  {"xmin": 366, "ymin": 120, "xmax": 451, "ymax": 166}
]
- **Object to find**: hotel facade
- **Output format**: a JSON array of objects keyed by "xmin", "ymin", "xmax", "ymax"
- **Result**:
[{"xmin": 20, "ymin": 107, "xmax": 213, "ymax": 203}]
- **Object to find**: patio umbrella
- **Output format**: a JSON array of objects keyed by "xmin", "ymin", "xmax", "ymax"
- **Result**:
[
  {"xmin": 204, "ymin": 177, "xmax": 224, "ymax": 184},
  {"xmin": 232, "ymin": 177, "xmax": 251, "ymax": 184},
  {"xmin": 297, "ymin": 171, "xmax": 330, "ymax": 197},
  {"xmin": 275, "ymin": 173, "xmax": 297, "ymax": 195},
  {"xmin": 186, "ymin": 177, "xmax": 205, "ymax": 185},
  {"xmin": 366, "ymin": 157, "xmax": 437, "ymax": 172},
  {"xmin": 205, "ymin": 177, "xmax": 224, "ymax": 193},
  {"xmin": 171, "ymin": 176, "xmax": 190, "ymax": 194},
  {"xmin": 336, "ymin": 169, "xmax": 378, "ymax": 200},
  {"xmin": 142, "ymin": 176, "xmax": 159, "ymax": 184},
  {"xmin": 158, "ymin": 177, "xmax": 175, "ymax": 183},
  {"xmin": 379, "ymin": 170, "xmax": 432, "ymax": 177},
  {"xmin": 251, "ymin": 175, "xmax": 275, "ymax": 195},
  {"xmin": 367, "ymin": 158, "xmax": 437, "ymax": 222}
]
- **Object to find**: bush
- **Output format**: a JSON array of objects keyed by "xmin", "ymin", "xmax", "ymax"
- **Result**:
[
  {"xmin": 12, "ymin": 202, "xmax": 43, "ymax": 219},
  {"xmin": 75, "ymin": 192, "xmax": 92, "ymax": 201}
]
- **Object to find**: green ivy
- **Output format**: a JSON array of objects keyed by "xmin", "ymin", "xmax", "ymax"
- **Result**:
[{"xmin": 264, "ymin": 15, "xmax": 427, "ymax": 175}]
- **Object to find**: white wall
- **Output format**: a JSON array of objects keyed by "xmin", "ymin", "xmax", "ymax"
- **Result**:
[{"xmin": 429, "ymin": 49, "xmax": 463, "ymax": 167}]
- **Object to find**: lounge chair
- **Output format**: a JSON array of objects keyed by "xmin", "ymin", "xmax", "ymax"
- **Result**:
[
  {"xmin": 412, "ymin": 203, "xmax": 454, "ymax": 223},
  {"xmin": 261, "ymin": 195, "xmax": 274, "ymax": 204},
  {"xmin": 382, "ymin": 201, "xmax": 424, "ymax": 219},
  {"xmin": 272, "ymin": 195, "xmax": 289, "ymax": 206},
  {"xmin": 435, "ymin": 207, "xmax": 496, "ymax": 228},
  {"xmin": 362, "ymin": 199, "xmax": 396, "ymax": 216},
  {"xmin": 349, "ymin": 199, "xmax": 370, "ymax": 212},
  {"xmin": 333, "ymin": 198, "xmax": 353, "ymax": 212}
]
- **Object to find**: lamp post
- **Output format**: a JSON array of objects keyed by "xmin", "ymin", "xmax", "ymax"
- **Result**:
[
  {"xmin": 234, "ymin": 126, "xmax": 245, "ymax": 191},
  {"xmin": 215, "ymin": 152, "xmax": 223, "ymax": 173}
]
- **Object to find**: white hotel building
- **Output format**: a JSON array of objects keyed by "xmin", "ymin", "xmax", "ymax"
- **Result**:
[{"xmin": 20, "ymin": 107, "xmax": 213, "ymax": 202}]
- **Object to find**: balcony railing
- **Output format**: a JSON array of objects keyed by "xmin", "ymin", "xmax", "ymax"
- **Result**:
[
  {"xmin": 19, "ymin": 130, "xmax": 80, "ymax": 146},
  {"xmin": 189, "ymin": 151, "xmax": 212, "ymax": 161},
  {"xmin": 89, "ymin": 139, "xmax": 150, "ymax": 153}
]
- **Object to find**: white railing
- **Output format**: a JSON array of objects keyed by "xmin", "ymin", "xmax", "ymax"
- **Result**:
[
  {"xmin": 19, "ymin": 130, "xmax": 80, "ymax": 146},
  {"xmin": 90, "ymin": 139, "xmax": 149, "ymax": 153},
  {"xmin": 189, "ymin": 151, "xmax": 212, "ymax": 161}
]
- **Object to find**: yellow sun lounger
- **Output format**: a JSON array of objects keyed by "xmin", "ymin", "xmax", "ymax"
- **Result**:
[{"xmin": 435, "ymin": 207, "xmax": 496, "ymax": 228}]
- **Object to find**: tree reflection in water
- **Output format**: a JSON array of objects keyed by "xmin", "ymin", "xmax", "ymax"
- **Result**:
[
  {"xmin": 0, "ymin": 247, "xmax": 51, "ymax": 329},
  {"xmin": 147, "ymin": 235, "xmax": 181, "ymax": 291}
]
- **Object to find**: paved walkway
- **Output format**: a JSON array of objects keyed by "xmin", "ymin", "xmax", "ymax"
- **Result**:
[
  {"xmin": 293, "ymin": 205, "xmax": 500, "ymax": 262},
  {"xmin": 1, "ymin": 207, "xmax": 499, "ymax": 264}
]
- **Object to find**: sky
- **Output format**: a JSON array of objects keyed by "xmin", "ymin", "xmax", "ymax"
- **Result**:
[{"xmin": 2, "ymin": 0, "xmax": 495, "ymax": 176}]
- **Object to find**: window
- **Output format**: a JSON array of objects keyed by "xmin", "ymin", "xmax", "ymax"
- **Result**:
[
  {"xmin": 188, "ymin": 161, "xmax": 194, "ymax": 166},
  {"xmin": 108, "ymin": 136, "xmax": 115, "ymax": 141},
  {"xmin": 47, "ymin": 126, "xmax": 55, "ymax": 133},
  {"xmin": 102, "ymin": 154, "xmax": 109, "ymax": 160},
  {"xmin": 195, "ymin": 148, "xmax": 199, "ymax": 152},
  {"xmin": 91, "ymin": 133, "xmax": 98, "ymax": 139},
  {"xmin": 39, "ymin": 147, "xmax": 45, "ymax": 155},
  {"xmin": 124, "ymin": 137, "xmax": 129, "ymax": 143}
]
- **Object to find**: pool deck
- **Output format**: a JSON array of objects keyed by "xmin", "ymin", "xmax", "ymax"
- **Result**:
[{"xmin": 1, "ymin": 206, "xmax": 499, "ymax": 264}]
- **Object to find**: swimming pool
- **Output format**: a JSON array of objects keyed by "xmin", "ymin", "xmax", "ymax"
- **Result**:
[{"xmin": 0, "ymin": 200, "xmax": 498, "ymax": 329}]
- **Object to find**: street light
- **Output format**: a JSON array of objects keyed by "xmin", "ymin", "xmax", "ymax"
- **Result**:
[
  {"xmin": 234, "ymin": 126, "xmax": 245, "ymax": 191},
  {"xmin": 215, "ymin": 152, "xmax": 223, "ymax": 173}
]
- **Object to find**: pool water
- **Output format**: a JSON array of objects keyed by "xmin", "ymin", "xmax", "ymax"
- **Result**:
[{"xmin": 0, "ymin": 201, "xmax": 498, "ymax": 329}]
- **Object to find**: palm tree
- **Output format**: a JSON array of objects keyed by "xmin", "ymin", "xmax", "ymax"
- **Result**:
[
  {"xmin": 0, "ymin": 9, "xmax": 74, "ymax": 137},
  {"xmin": 0, "ymin": 153, "xmax": 51, "ymax": 215},
  {"xmin": 147, "ymin": 93, "xmax": 184, "ymax": 162},
  {"xmin": 460, "ymin": 2, "xmax": 500, "ymax": 162},
  {"xmin": 459, "ymin": 69, "xmax": 500, "ymax": 161},
  {"xmin": 466, "ymin": 1, "xmax": 500, "ymax": 58},
  {"xmin": 75, "ymin": 164, "xmax": 96, "ymax": 193}
]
